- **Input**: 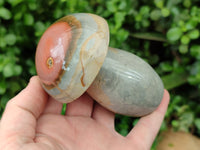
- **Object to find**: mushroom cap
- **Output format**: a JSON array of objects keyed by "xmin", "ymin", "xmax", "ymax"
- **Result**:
[{"xmin": 35, "ymin": 13, "xmax": 109, "ymax": 103}]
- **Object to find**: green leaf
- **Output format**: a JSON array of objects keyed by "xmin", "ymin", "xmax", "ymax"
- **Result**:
[
  {"xmin": 24, "ymin": 13, "xmax": 34, "ymax": 26},
  {"xmin": 0, "ymin": 7, "xmax": 12, "ymax": 20},
  {"xmin": 179, "ymin": 44, "xmax": 188, "ymax": 54},
  {"xmin": 53, "ymin": 9, "xmax": 63, "ymax": 19},
  {"xmin": 4, "ymin": 34, "xmax": 17, "ymax": 46},
  {"xmin": 114, "ymin": 12, "xmax": 126, "ymax": 29},
  {"xmin": 0, "ymin": 26, "xmax": 6, "ymax": 35},
  {"xmin": 67, "ymin": 0, "xmax": 77, "ymax": 12},
  {"xmin": 142, "ymin": 19, "xmax": 150, "ymax": 27},
  {"xmin": 161, "ymin": 8, "xmax": 170, "ymax": 17},
  {"xmin": 190, "ymin": 45, "xmax": 200, "ymax": 59},
  {"xmin": 160, "ymin": 62, "xmax": 173, "ymax": 72},
  {"xmin": 61, "ymin": 103, "xmax": 67, "ymax": 115},
  {"xmin": 0, "ymin": 0, "xmax": 4, "ymax": 6},
  {"xmin": 191, "ymin": 6, "xmax": 199, "ymax": 16},
  {"xmin": 183, "ymin": 0, "xmax": 191, "ymax": 8},
  {"xmin": 194, "ymin": 118, "xmax": 200, "ymax": 131},
  {"xmin": 0, "ymin": 37, "xmax": 6, "ymax": 48},
  {"xmin": 7, "ymin": 0, "xmax": 23, "ymax": 7},
  {"xmin": 10, "ymin": 81, "xmax": 21, "ymax": 94},
  {"xmin": 34, "ymin": 21, "xmax": 46, "ymax": 37},
  {"xmin": 0, "ymin": 80, "xmax": 6, "ymax": 94},
  {"xmin": 132, "ymin": 119, "xmax": 139, "ymax": 126},
  {"xmin": 170, "ymin": 6, "xmax": 180, "ymax": 16},
  {"xmin": 172, "ymin": 120, "xmax": 179, "ymax": 128},
  {"xmin": 26, "ymin": 59, "xmax": 36, "ymax": 75},
  {"xmin": 0, "ymin": 55, "xmax": 8, "ymax": 72},
  {"xmin": 185, "ymin": 18, "xmax": 198, "ymax": 30},
  {"xmin": 28, "ymin": 2, "xmax": 37, "ymax": 10},
  {"xmin": 14, "ymin": 12, "xmax": 23, "ymax": 20},
  {"xmin": 131, "ymin": 32, "xmax": 167, "ymax": 42},
  {"xmin": 0, "ymin": 95, "xmax": 9, "ymax": 109},
  {"xmin": 118, "ymin": 1, "xmax": 127, "ymax": 10},
  {"xmin": 167, "ymin": 27, "xmax": 183, "ymax": 42},
  {"xmin": 3, "ymin": 63, "xmax": 15, "ymax": 78},
  {"xmin": 190, "ymin": 62, "xmax": 200, "ymax": 75},
  {"xmin": 135, "ymin": 14, "xmax": 142, "ymax": 22},
  {"xmin": 106, "ymin": 1, "xmax": 117, "ymax": 12},
  {"xmin": 161, "ymin": 71, "xmax": 189, "ymax": 90},
  {"xmin": 14, "ymin": 65, "xmax": 22, "ymax": 76},
  {"xmin": 187, "ymin": 29, "xmax": 199, "ymax": 39},
  {"xmin": 150, "ymin": 9, "xmax": 161, "ymax": 21},
  {"xmin": 188, "ymin": 75, "xmax": 200, "ymax": 85},
  {"xmin": 155, "ymin": 0, "xmax": 164, "ymax": 9},
  {"xmin": 140, "ymin": 6, "xmax": 150, "ymax": 15},
  {"xmin": 116, "ymin": 29, "xmax": 129, "ymax": 43},
  {"xmin": 180, "ymin": 35, "xmax": 190, "ymax": 45},
  {"xmin": 179, "ymin": 112, "xmax": 194, "ymax": 132}
]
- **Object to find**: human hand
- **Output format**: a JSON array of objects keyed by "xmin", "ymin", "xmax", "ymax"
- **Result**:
[{"xmin": 0, "ymin": 76, "xmax": 169, "ymax": 150}]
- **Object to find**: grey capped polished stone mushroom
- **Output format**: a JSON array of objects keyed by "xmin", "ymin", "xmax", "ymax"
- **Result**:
[{"xmin": 35, "ymin": 13, "xmax": 164, "ymax": 117}]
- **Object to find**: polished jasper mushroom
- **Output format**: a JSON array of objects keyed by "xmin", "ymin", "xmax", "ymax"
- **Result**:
[{"xmin": 35, "ymin": 13, "xmax": 164, "ymax": 116}]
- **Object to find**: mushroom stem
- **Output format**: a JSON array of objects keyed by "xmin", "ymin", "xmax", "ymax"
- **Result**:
[{"xmin": 87, "ymin": 47, "xmax": 164, "ymax": 116}]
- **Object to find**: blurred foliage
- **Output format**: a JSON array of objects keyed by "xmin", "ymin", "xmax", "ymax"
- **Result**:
[{"xmin": 1, "ymin": 0, "xmax": 200, "ymax": 148}]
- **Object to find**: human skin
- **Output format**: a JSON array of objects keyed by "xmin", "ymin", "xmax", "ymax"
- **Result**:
[{"xmin": 0, "ymin": 76, "xmax": 170, "ymax": 150}]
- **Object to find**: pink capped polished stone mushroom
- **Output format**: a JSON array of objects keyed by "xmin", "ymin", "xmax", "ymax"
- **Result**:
[{"xmin": 35, "ymin": 13, "xmax": 164, "ymax": 116}]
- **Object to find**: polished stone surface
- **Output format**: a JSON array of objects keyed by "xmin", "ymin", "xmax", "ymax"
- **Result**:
[
  {"xmin": 36, "ymin": 13, "xmax": 164, "ymax": 116},
  {"xmin": 87, "ymin": 48, "xmax": 164, "ymax": 116},
  {"xmin": 36, "ymin": 13, "xmax": 109, "ymax": 103}
]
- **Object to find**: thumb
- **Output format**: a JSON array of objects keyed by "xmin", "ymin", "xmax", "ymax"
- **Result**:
[{"xmin": 0, "ymin": 76, "xmax": 48, "ymax": 141}]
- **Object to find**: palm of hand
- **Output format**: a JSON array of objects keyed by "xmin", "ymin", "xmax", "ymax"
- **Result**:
[
  {"xmin": 35, "ymin": 95, "xmax": 127, "ymax": 150},
  {"xmin": 0, "ymin": 77, "xmax": 169, "ymax": 150}
]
